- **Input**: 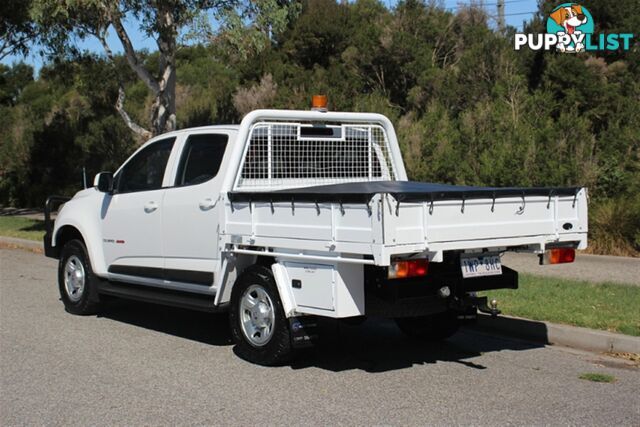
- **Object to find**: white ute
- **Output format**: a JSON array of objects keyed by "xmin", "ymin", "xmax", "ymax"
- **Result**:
[{"xmin": 44, "ymin": 104, "xmax": 588, "ymax": 365}]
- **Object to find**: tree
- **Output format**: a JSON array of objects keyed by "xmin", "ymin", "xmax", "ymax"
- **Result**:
[
  {"xmin": 0, "ymin": 63, "xmax": 34, "ymax": 105},
  {"xmin": 31, "ymin": 0, "xmax": 298, "ymax": 142},
  {"xmin": 0, "ymin": 0, "xmax": 37, "ymax": 60}
]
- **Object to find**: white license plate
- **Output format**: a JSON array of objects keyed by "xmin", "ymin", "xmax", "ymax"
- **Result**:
[{"xmin": 460, "ymin": 255, "xmax": 502, "ymax": 278}]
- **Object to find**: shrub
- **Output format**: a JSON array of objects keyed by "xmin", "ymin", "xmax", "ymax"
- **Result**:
[{"xmin": 587, "ymin": 195, "xmax": 640, "ymax": 257}]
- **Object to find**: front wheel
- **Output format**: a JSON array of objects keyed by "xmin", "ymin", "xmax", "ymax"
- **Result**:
[
  {"xmin": 229, "ymin": 266, "xmax": 293, "ymax": 366},
  {"xmin": 58, "ymin": 239, "xmax": 101, "ymax": 315},
  {"xmin": 395, "ymin": 310, "xmax": 460, "ymax": 341}
]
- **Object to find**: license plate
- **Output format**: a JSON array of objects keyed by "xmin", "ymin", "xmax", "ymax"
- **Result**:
[{"xmin": 460, "ymin": 255, "xmax": 502, "ymax": 278}]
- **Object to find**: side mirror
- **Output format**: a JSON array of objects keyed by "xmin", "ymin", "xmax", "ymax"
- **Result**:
[{"xmin": 94, "ymin": 172, "xmax": 114, "ymax": 193}]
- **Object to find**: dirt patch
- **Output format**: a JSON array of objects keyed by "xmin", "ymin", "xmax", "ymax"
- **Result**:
[{"xmin": 0, "ymin": 241, "xmax": 43, "ymax": 254}]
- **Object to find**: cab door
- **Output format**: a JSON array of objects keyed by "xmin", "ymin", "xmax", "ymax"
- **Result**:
[
  {"xmin": 161, "ymin": 132, "xmax": 229, "ymax": 287},
  {"xmin": 101, "ymin": 137, "xmax": 176, "ymax": 280}
]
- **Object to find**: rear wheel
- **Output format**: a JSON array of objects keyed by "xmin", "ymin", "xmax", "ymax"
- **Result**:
[
  {"xmin": 229, "ymin": 266, "xmax": 292, "ymax": 366},
  {"xmin": 58, "ymin": 239, "xmax": 101, "ymax": 315},
  {"xmin": 395, "ymin": 310, "xmax": 460, "ymax": 341}
]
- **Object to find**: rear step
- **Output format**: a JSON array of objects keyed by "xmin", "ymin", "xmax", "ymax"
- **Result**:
[{"xmin": 97, "ymin": 281, "xmax": 223, "ymax": 313}]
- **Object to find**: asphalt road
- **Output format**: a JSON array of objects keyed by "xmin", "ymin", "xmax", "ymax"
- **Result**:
[
  {"xmin": 502, "ymin": 252, "xmax": 640, "ymax": 286},
  {"xmin": 1, "ymin": 248, "xmax": 639, "ymax": 425}
]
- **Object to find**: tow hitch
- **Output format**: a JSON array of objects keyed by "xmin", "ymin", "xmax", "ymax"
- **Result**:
[
  {"xmin": 452, "ymin": 295, "xmax": 501, "ymax": 322},
  {"xmin": 478, "ymin": 297, "xmax": 501, "ymax": 317}
]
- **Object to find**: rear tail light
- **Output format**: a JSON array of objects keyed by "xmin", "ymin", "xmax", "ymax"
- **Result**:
[
  {"xmin": 388, "ymin": 259, "xmax": 429, "ymax": 279},
  {"xmin": 541, "ymin": 248, "xmax": 575, "ymax": 265}
]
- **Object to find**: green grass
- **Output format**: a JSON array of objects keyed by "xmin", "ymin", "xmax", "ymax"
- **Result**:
[
  {"xmin": 483, "ymin": 274, "xmax": 640, "ymax": 336},
  {"xmin": 579, "ymin": 373, "xmax": 616, "ymax": 383},
  {"xmin": 0, "ymin": 216, "xmax": 46, "ymax": 241}
]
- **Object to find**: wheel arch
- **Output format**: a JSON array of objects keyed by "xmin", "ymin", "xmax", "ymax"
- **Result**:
[
  {"xmin": 215, "ymin": 254, "xmax": 277, "ymax": 307},
  {"xmin": 55, "ymin": 225, "xmax": 86, "ymax": 249},
  {"xmin": 53, "ymin": 223, "xmax": 107, "ymax": 276}
]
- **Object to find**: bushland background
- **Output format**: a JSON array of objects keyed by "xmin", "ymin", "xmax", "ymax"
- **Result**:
[{"xmin": 1, "ymin": 0, "xmax": 638, "ymax": 256}]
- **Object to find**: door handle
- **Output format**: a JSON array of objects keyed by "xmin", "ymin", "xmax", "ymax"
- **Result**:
[
  {"xmin": 199, "ymin": 198, "xmax": 216, "ymax": 210},
  {"xmin": 144, "ymin": 201, "xmax": 158, "ymax": 213}
]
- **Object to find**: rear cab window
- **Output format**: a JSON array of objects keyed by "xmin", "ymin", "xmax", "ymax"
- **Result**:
[{"xmin": 175, "ymin": 134, "xmax": 229, "ymax": 186}]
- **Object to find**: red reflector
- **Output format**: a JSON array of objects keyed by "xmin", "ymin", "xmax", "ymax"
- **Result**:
[
  {"xmin": 388, "ymin": 259, "xmax": 429, "ymax": 279},
  {"xmin": 547, "ymin": 248, "xmax": 575, "ymax": 264}
]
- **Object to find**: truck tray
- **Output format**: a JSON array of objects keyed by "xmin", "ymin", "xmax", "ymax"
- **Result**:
[{"xmin": 224, "ymin": 180, "xmax": 587, "ymax": 265}]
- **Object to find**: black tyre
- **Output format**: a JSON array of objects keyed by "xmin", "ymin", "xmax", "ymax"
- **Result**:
[
  {"xmin": 229, "ymin": 265, "xmax": 293, "ymax": 366},
  {"xmin": 58, "ymin": 239, "xmax": 101, "ymax": 315},
  {"xmin": 395, "ymin": 310, "xmax": 460, "ymax": 341}
]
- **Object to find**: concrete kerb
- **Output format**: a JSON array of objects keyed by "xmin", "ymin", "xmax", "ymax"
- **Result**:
[{"xmin": 471, "ymin": 313, "xmax": 640, "ymax": 354}]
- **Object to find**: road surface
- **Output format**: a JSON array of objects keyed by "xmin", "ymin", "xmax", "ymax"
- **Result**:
[
  {"xmin": 502, "ymin": 252, "xmax": 639, "ymax": 286},
  {"xmin": 1, "ymin": 248, "xmax": 639, "ymax": 425}
]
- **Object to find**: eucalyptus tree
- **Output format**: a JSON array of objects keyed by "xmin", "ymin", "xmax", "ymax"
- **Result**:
[
  {"xmin": 31, "ymin": 0, "xmax": 298, "ymax": 142},
  {"xmin": 0, "ymin": 0, "xmax": 37, "ymax": 60}
]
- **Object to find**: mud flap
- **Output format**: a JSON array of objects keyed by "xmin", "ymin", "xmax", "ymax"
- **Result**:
[
  {"xmin": 289, "ymin": 316, "xmax": 319, "ymax": 349},
  {"xmin": 88, "ymin": 276, "xmax": 105, "ymax": 304}
]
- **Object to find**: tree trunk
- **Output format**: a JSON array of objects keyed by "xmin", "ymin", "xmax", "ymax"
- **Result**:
[
  {"xmin": 150, "ymin": 6, "xmax": 178, "ymax": 136},
  {"xmin": 107, "ymin": 7, "xmax": 178, "ymax": 144},
  {"xmin": 150, "ymin": 64, "xmax": 176, "ymax": 135}
]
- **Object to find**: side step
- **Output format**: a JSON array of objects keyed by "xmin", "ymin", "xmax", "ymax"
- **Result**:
[{"xmin": 97, "ymin": 280, "xmax": 224, "ymax": 313}]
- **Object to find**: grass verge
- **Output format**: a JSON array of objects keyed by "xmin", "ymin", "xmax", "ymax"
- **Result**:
[
  {"xmin": 483, "ymin": 274, "xmax": 640, "ymax": 337},
  {"xmin": 578, "ymin": 373, "xmax": 616, "ymax": 383},
  {"xmin": 0, "ymin": 216, "xmax": 45, "ymax": 241}
]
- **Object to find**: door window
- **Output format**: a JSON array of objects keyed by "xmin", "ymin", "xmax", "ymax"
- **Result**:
[
  {"xmin": 115, "ymin": 138, "xmax": 175, "ymax": 193},
  {"xmin": 175, "ymin": 134, "xmax": 228, "ymax": 186}
]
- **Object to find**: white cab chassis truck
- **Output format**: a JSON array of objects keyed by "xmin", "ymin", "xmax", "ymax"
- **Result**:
[{"xmin": 44, "ymin": 108, "xmax": 588, "ymax": 365}]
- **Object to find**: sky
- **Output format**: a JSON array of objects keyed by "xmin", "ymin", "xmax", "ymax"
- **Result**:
[{"xmin": 1, "ymin": 0, "xmax": 539, "ymax": 75}]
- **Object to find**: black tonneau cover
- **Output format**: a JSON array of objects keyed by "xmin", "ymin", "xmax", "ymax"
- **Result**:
[{"xmin": 228, "ymin": 181, "xmax": 582, "ymax": 204}]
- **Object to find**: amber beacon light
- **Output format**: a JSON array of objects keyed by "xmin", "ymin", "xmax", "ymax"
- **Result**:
[{"xmin": 311, "ymin": 95, "xmax": 328, "ymax": 112}]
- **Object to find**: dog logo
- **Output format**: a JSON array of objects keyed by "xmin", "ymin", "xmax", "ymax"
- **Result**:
[
  {"xmin": 515, "ymin": 3, "xmax": 633, "ymax": 52},
  {"xmin": 546, "ymin": 3, "xmax": 594, "ymax": 52}
]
